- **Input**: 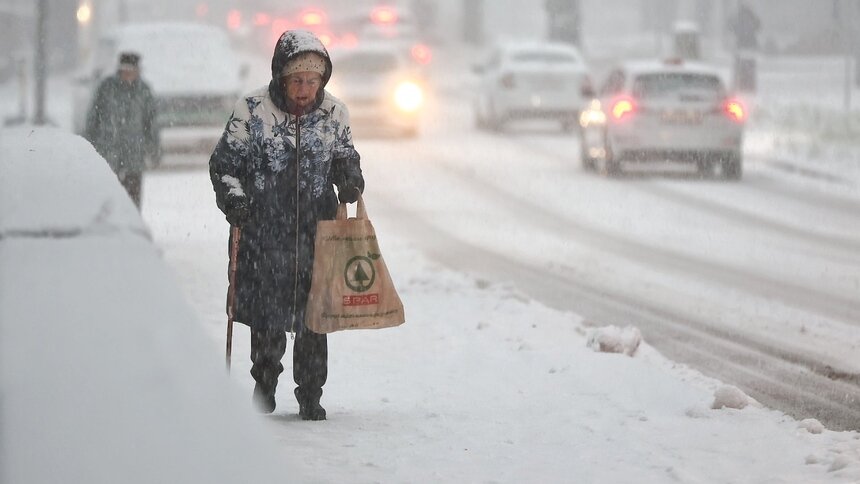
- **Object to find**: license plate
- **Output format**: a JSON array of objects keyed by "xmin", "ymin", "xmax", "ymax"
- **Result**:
[{"xmin": 661, "ymin": 110, "xmax": 703, "ymax": 124}]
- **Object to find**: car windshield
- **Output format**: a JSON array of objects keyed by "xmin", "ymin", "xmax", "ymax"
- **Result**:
[
  {"xmin": 632, "ymin": 73, "xmax": 724, "ymax": 100},
  {"xmin": 336, "ymin": 53, "xmax": 400, "ymax": 75},
  {"xmin": 510, "ymin": 51, "xmax": 579, "ymax": 64}
]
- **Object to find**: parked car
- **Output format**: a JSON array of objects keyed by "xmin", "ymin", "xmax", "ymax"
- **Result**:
[
  {"xmin": 473, "ymin": 41, "xmax": 591, "ymax": 132},
  {"xmin": 327, "ymin": 44, "xmax": 425, "ymax": 138},
  {"xmin": 579, "ymin": 59, "xmax": 746, "ymax": 179},
  {"xmin": 72, "ymin": 22, "xmax": 244, "ymax": 163}
]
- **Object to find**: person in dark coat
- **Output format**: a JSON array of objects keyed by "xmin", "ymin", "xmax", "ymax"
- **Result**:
[
  {"xmin": 84, "ymin": 52, "xmax": 160, "ymax": 209},
  {"xmin": 209, "ymin": 30, "xmax": 364, "ymax": 420}
]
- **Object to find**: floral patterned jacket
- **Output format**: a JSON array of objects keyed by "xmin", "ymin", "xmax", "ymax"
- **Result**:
[{"xmin": 208, "ymin": 30, "xmax": 364, "ymax": 331}]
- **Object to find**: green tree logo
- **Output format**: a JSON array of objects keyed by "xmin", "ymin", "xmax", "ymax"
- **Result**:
[{"xmin": 344, "ymin": 253, "xmax": 378, "ymax": 292}]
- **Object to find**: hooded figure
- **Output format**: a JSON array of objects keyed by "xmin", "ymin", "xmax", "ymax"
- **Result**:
[
  {"xmin": 209, "ymin": 30, "xmax": 364, "ymax": 419},
  {"xmin": 84, "ymin": 51, "xmax": 160, "ymax": 208}
]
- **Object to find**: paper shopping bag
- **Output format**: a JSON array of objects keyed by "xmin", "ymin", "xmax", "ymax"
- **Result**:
[{"xmin": 305, "ymin": 195, "xmax": 405, "ymax": 334}]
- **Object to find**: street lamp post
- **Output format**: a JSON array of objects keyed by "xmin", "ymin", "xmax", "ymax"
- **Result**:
[{"xmin": 33, "ymin": 0, "xmax": 47, "ymax": 125}]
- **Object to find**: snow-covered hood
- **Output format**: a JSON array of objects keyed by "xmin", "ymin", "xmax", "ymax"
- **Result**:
[
  {"xmin": 270, "ymin": 30, "xmax": 333, "ymax": 85},
  {"xmin": 267, "ymin": 30, "xmax": 333, "ymax": 112}
]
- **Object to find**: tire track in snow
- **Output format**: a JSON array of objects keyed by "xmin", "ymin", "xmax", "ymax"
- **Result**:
[
  {"xmin": 752, "ymin": 166, "xmax": 860, "ymax": 220},
  {"xmin": 373, "ymin": 196, "xmax": 860, "ymax": 432},
  {"xmin": 632, "ymin": 182, "xmax": 860, "ymax": 265},
  {"xmin": 429, "ymin": 155, "xmax": 860, "ymax": 327},
  {"xmin": 513, "ymin": 135, "xmax": 860, "ymax": 265}
]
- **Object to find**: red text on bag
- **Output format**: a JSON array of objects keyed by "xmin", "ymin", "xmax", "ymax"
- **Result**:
[{"xmin": 343, "ymin": 294, "xmax": 379, "ymax": 306}]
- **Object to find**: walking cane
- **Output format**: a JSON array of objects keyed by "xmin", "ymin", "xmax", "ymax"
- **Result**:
[{"xmin": 226, "ymin": 225, "xmax": 241, "ymax": 371}]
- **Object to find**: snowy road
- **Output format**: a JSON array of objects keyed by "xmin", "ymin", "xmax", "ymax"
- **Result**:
[
  {"xmin": 354, "ymin": 97, "xmax": 860, "ymax": 431},
  {"xmin": 146, "ymin": 96, "xmax": 860, "ymax": 435}
]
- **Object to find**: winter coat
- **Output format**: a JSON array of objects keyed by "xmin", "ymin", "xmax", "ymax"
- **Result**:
[
  {"xmin": 84, "ymin": 74, "xmax": 159, "ymax": 174},
  {"xmin": 209, "ymin": 30, "xmax": 364, "ymax": 332}
]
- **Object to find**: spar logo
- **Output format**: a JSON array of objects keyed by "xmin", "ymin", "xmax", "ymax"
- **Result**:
[
  {"xmin": 344, "ymin": 252, "xmax": 379, "ymax": 293},
  {"xmin": 343, "ymin": 294, "xmax": 379, "ymax": 306}
]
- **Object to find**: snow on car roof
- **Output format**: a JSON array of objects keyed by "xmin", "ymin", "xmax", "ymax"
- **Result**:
[
  {"xmin": 330, "ymin": 42, "xmax": 404, "ymax": 58},
  {"xmin": 498, "ymin": 40, "xmax": 583, "ymax": 57},
  {"xmin": 104, "ymin": 22, "xmax": 241, "ymax": 96},
  {"xmin": 619, "ymin": 59, "xmax": 726, "ymax": 79}
]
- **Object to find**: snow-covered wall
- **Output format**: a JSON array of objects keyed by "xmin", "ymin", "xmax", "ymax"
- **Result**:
[{"xmin": 0, "ymin": 127, "xmax": 294, "ymax": 484}]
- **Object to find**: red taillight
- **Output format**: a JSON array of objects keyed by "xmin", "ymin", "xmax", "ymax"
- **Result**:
[
  {"xmin": 254, "ymin": 13, "xmax": 271, "ymax": 27},
  {"xmin": 370, "ymin": 6, "xmax": 398, "ymax": 25},
  {"xmin": 724, "ymin": 98, "xmax": 746, "ymax": 122},
  {"xmin": 299, "ymin": 8, "xmax": 326, "ymax": 27},
  {"xmin": 317, "ymin": 32, "xmax": 334, "ymax": 48},
  {"xmin": 226, "ymin": 9, "xmax": 242, "ymax": 31},
  {"xmin": 271, "ymin": 18, "xmax": 292, "ymax": 46},
  {"xmin": 410, "ymin": 43, "xmax": 432, "ymax": 65},
  {"xmin": 611, "ymin": 97, "xmax": 635, "ymax": 121},
  {"xmin": 500, "ymin": 73, "xmax": 515, "ymax": 89},
  {"xmin": 340, "ymin": 32, "xmax": 358, "ymax": 48}
]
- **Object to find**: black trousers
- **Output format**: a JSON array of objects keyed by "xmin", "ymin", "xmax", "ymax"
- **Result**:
[
  {"xmin": 119, "ymin": 171, "xmax": 143, "ymax": 209},
  {"xmin": 250, "ymin": 325, "xmax": 327, "ymax": 404}
]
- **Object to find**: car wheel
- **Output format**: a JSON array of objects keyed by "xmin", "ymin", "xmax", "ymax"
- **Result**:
[
  {"xmin": 561, "ymin": 118, "xmax": 579, "ymax": 134},
  {"xmin": 696, "ymin": 159, "xmax": 714, "ymax": 179},
  {"xmin": 475, "ymin": 113, "xmax": 487, "ymax": 130},
  {"xmin": 402, "ymin": 126, "xmax": 419, "ymax": 138},
  {"xmin": 474, "ymin": 101, "xmax": 487, "ymax": 130},
  {"xmin": 580, "ymin": 144, "xmax": 596, "ymax": 171},
  {"xmin": 722, "ymin": 153, "xmax": 742, "ymax": 181},
  {"xmin": 602, "ymin": 138, "xmax": 621, "ymax": 177},
  {"xmin": 487, "ymin": 103, "xmax": 506, "ymax": 132}
]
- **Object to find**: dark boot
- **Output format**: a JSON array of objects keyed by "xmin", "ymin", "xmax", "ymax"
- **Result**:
[
  {"xmin": 250, "ymin": 328, "xmax": 287, "ymax": 414},
  {"xmin": 253, "ymin": 382, "xmax": 276, "ymax": 414},
  {"xmin": 294, "ymin": 326, "xmax": 328, "ymax": 420},
  {"xmin": 295, "ymin": 387, "xmax": 326, "ymax": 421}
]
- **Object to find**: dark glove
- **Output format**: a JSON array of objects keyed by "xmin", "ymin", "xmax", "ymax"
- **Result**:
[
  {"xmin": 338, "ymin": 185, "xmax": 360, "ymax": 204},
  {"xmin": 225, "ymin": 200, "xmax": 250, "ymax": 227}
]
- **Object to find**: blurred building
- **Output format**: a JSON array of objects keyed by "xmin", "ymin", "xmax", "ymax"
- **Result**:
[{"xmin": 0, "ymin": 0, "xmax": 76, "ymax": 75}]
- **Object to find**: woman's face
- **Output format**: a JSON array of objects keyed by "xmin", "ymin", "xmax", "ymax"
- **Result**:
[{"xmin": 283, "ymin": 72, "xmax": 322, "ymax": 112}]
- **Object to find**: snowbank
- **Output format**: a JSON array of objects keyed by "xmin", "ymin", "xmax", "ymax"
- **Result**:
[{"xmin": 0, "ymin": 127, "xmax": 292, "ymax": 483}]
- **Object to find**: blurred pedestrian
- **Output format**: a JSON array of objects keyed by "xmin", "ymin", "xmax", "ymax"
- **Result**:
[
  {"xmin": 209, "ymin": 30, "xmax": 364, "ymax": 420},
  {"xmin": 84, "ymin": 52, "xmax": 160, "ymax": 209}
]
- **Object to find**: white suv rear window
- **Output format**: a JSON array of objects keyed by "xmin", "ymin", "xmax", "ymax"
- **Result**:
[
  {"xmin": 511, "ymin": 52, "xmax": 579, "ymax": 64},
  {"xmin": 337, "ymin": 54, "xmax": 399, "ymax": 74},
  {"xmin": 632, "ymin": 73, "xmax": 724, "ymax": 100}
]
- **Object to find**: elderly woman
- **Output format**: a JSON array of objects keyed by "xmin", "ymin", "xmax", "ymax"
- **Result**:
[{"xmin": 209, "ymin": 30, "xmax": 364, "ymax": 420}]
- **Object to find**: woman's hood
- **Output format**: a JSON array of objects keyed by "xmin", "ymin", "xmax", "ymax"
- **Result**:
[{"xmin": 267, "ymin": 30, "xmax": 333, "ymax": 113}]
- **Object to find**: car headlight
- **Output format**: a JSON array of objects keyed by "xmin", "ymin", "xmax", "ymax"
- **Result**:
[
  {"xmin": 579, "ymin": 99, "xmax": 606, "ymax": 127},
  {"xmin": 393, "ymin": 81, "xmax": 423, "ymax": 113}
]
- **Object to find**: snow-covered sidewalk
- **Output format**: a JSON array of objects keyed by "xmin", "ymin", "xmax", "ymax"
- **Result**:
[{"xmin": 143, "ymin": 168, "xmax": 860, "ymax": 483}]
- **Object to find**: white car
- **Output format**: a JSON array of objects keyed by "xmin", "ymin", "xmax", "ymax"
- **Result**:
[
  {"xmin": 72, "ymin": 22, "xmax": 244, "ymax": 162},
  {"xmin": 327, "ymin": 44, "xmax": 425, "ymax": 137},
  {"xmin": 473, "ymin": 41, "xmax": 591, "ymax": 132},
  {"xmin": 579, "ymin": 59, "xmax": 745, "ymax": 179}
]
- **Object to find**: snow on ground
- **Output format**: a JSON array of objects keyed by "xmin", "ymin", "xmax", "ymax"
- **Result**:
[{"xmin": 142, "ymin": 165, "xmax": 860, "ymax": 483}]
